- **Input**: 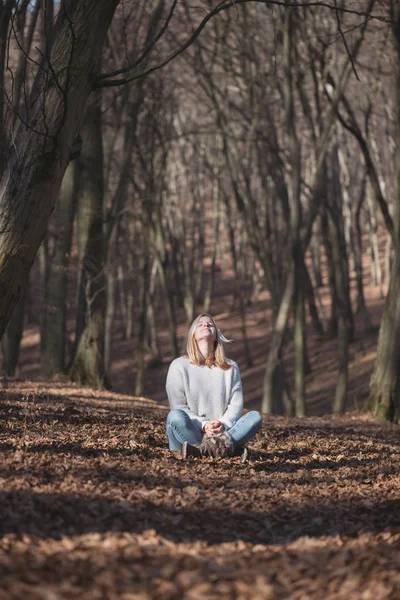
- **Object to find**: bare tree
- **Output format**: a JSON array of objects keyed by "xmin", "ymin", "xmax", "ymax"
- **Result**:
[{"xmin": 0, "ymin": 0, "xmax": 119, "ymax": 339}]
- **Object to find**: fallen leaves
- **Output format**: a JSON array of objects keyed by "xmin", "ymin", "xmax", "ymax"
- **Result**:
[{"xmin": 0, "ymin": 385, "xmax": 400, "ymax": 598}]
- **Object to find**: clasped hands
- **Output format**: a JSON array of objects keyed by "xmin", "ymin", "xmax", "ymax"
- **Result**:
[{"xmin": 203, "ymin": 420, "xmax": 224, "ymax": 437}]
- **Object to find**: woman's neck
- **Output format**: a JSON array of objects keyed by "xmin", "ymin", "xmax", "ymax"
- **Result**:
[{"xmin": 197, "ymin": 340, "xmax": 214, "ymax": 363}]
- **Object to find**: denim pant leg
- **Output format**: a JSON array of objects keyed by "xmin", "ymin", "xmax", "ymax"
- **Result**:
[
  {"xmin": 166, "ymin": 409, "xmax": 204, "ymax": 450},
  {"xmin": 227, "ymin": 411, "xmax": 262, "ymax": 447}
]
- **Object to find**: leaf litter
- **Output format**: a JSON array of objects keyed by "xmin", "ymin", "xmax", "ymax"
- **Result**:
[{"xmin": 0, "ymin": 382, "xmax": 400, "ymax": 599}]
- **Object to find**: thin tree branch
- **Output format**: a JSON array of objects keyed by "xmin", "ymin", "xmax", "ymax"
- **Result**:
[
  {"xmin": 94, "ymin": 0, "xmax": 390, "ymax": 89},
  {"xmin": 98, "ymin": 0, "xmax": 178, "ymax": 81},
  {"xmin": 334, "ymin": 0, "xmax": 360, "ymax": 81}
]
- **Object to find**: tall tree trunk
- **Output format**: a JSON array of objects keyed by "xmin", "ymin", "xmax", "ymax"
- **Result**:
[
  {"xmin": 368, "ymin": 8, "xmax": 400, "ymax": 421},
  {"xmin": 11, "ymin": 0, "xmax": 41, "ymax": 132},
  {"xmin": 294, "ymin": 286, "xmax": 306, "ymax": 417},
  {"xmin": 224, "ymin": 191, "xmax": 252, "ymax": 368},
  {"xmin": 0, "ymin": 2, "xmax": 13, "ymax": 175},
  {"xmin": 135, "ymin": 255, "xmax": 150, "ymax": 397},
  {"xmin": 353, "ymin": 174, "xmax": 372, "ymax": 329},
  {"xmin": 321, "ymin": 204, "xmax": 338, "ymax": 338},
  {"xmin": 383, "ymin": 234, "xmax": 392, "ymax": 287},
  {"xmin": 366, "ymin": 182, "xmax": 383, "ymax": 289},
  {"xmin": 262, "ymin": 268, "xmax": 295, "ymax": 414},
  {"xmin": 310, "ymin": 221, "xmax": 323, "ymax": 288},
  {"xmin": 328, "ymin": 207, "xmax": 350, "ymax": 413},
  {"xmin": 328, "ymin": 146, "xmax": 353, "ymax": 412},
  {"xmin": 302, "ymin": 259, "xmax": 324, "ymax": 337},
  {"xmin": 331, "ymin": 145, "xmax": 354, "ymax": 341},
  {"xmin": 368, "ymin": 250, "xmax": 400, "ymax": 421},
  {"xmin": 70, "ymin": 89, "xmax": 107, "ymax": 387},
  {"xmin": 40, "ymin": 161, "xmax": 78, "ymax": 376},
  {"xmin": 146, "ymin": 261, "xmax": 161, "ymax": 366},
  {"xmin": 104, "ymin": 215, "xmax": 125, "ymax": 377},
  {"xmin": 117, "ymin": 264, "xmax": 129, "ymax": 338},
  {"xmin": 0, "ymin": 0, "xmax": 119, "ymax": 340},
  {"xmin": 284, "ymin": 7, "xmax": 305, "ymax": 416},
  {"xmin": 203, "ymin": 178, "xmax": 220, "ymax": 313},
  {"xmin": 104, "ymin": 237, "xmax": 117, "ymax": 378},
  {"xmin": 122, "ymin": 238, "xmax": 136, "ymax": 340},
  {"xmin": 157, "ymin": 257, "xmax": 179, "ymax": 358}
]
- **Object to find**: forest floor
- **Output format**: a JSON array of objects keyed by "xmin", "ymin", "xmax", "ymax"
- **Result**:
[{"xmin": 1, "ymin": 381, "xmax": 400, "ymax": 599}]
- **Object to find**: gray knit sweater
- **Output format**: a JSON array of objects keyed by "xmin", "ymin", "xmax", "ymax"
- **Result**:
[{"xmin": 165, "ymin": 356, "xmax": 243, "ymax": 430}]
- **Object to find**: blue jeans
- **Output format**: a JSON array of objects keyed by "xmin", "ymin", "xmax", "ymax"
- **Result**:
[{"xmin": 166, "ymin": 409, "xmax": 262, "ymax": 451}]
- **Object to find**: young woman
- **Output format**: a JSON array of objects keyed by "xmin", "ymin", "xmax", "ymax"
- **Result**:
[{"xmin": 166, "ymin": 313, "xmax": 262, "ymax": 460}]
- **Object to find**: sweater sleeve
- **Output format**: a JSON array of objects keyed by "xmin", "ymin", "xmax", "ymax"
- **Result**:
[
  {"xmin": 219, "ymin": 362, "xmax": 244, "ymax": 430},
  {"xmin": 165, "ymin": 359, "xmax": 207, "ymax": 428}
]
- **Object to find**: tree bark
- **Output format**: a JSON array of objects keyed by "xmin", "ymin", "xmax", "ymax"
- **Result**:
[
  {"xmin": 70, "ymin": 89, "xmax": 107, "ymax": 387},
  {"xmin": 283, "ymin": 8, "xmax": 305, "ymax": 416},
  {"xmin": 368, "ymin": 8, "xmax": 400, "ymax": 421},
  {"xmin": 327, "ymin": 202, "xmax": 350, "ymax": 413},
  {"xmin": 11, "ymin": 0, "xmax": 41, "ymax": 132},
  {"xmin": 262, "ymin": 268, "xmax": 295, "ymax": 414},
  {"xmin": 146, "ymin": 260, "xmax": 161, "ymax": 366},
  {"xmin": 0, "ymin": 0, "xmax": 119, "ymax": 340},
  {"xmin": 366, "ymin": 182, "xmax": 383, "ymax": 289},
  {"xmin": 353, "ymin": 174, "xmax": 372, "ymax": 329},
  {"xmin": 368, "ymin": 250, "xmax": 400, "ymax": 421},
  {"xmin": 135, "ymin": 255, "xmax": 150, "ymax": 397},
  {"xmin": 40, "ymin": 161, "xmax": 78, "ymax": 376},
  {"xmin": 223, "ymin": 190, "xmax": 252, "ymax": 368},
  {"xmin": 104, "ymin": 234, "xmax": 117, "ymax": 378},
  {"xmin": 328, "ymin": 145, "xmax": 353, "ymax": 413},
  {"xmin": 0, "ymin": 1, "xmax": 13, "ymax": 174},
  {"xmin": 1, "ymin": 288, "xmax": 27, "ymax": 376}
]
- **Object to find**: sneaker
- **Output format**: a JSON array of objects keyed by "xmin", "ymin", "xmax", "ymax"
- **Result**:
[
  {"xmin": 182, "ymin": 435, "xmax": 233, "ymax": 459},
  {"xmin": 181, "ymin": 441, "xmax": 203, "ymax": 459},
  {"xmin": 182, "ymin": 441, "xmax": 248, "ymax": 462},
  {"xmin": 234, "ymin": 446, "xmax": 249, "ymax": 463}
]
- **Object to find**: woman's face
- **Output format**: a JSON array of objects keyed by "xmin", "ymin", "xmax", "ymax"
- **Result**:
[{"xmin": 194, "ymin": 316, "xmax": 217, "ymax": 342}]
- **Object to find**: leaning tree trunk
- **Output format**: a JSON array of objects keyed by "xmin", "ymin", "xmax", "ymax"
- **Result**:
[
  {"xmin": 0, "ymin": 0, "xmax": 119, "ymax": 340},
  {"xmin": 70, "ymin": 90, "xmax": 107, "ymax": 387}
]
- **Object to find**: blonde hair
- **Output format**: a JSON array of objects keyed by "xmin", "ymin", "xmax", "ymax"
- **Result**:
[{"xmin": 186, "ymin": 313, "xmax": 232, "ymax": 370}]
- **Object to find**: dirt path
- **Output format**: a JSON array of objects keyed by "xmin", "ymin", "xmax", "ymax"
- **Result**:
[{"xmin": 0, "ymin": 382, "xmax": 399, "ymax": 599}]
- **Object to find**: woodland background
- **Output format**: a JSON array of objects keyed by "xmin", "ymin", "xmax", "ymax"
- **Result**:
[
  {"xmin": 0, "ymin": 0, "xmax": 398, "ymax": 419},
  {"xmin": 1, "ymin": 2, "xmax": 400, "ymax": 599}
]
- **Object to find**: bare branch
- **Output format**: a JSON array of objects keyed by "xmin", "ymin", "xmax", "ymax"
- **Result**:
[
  {"xmin": 94, "ymin": 0, "xmax": 391, "ymax": 89},
  {"xmin": 98, "ymin": 0, "xmax": 179, "ymax": 81},
  {"xmin": 334, "ymin": 0, "xmax": 361, "ymax": 81}
]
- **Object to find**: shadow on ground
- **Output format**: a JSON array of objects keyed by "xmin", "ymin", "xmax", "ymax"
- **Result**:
[{"xmin": 1, "ymin": 484, "xmax": 400, "ymax": 546}]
